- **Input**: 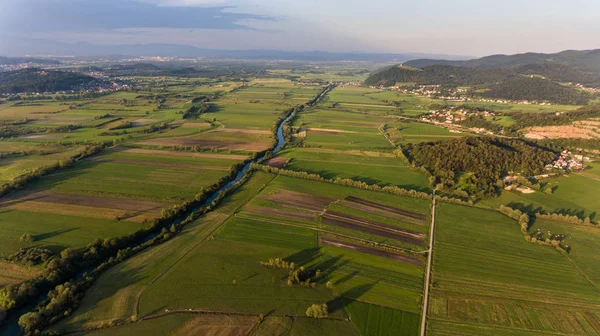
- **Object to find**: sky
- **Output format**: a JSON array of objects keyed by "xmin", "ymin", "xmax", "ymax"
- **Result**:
[{"xmin": 0, "ymin": 0, "xmax": 599, "ymax": 56}]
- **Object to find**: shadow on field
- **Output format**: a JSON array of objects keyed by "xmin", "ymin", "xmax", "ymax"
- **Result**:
[
  {"xmin": 34, "ymin": 228, "xmax": 79, "ymax": 241},
  {"xmin": 326, "ymin": 283, "xmax": 376, "ymax": 313},
  {"xmin": 285, "ymin": 247, "xmax": 321, "ymax": 266},
  {"xmin": 507, "ymin": 201, "xmax": 594, "ymax": 221}
]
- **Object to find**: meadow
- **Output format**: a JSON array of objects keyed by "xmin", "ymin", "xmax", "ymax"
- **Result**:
[
  {"xmin": 480, "ymin": 166, "xmax": 600, "ymax": 220},
  {"xmin": 279, "ymin": 147, "xmax": 430, "ymax": 191},
  {"xmin": 428, "ymin": 203, "xmax": 600, "ymax": 335}
]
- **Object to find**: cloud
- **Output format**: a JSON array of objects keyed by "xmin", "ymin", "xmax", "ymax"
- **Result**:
[{"xmin": 1, "ymin": 0, "xmax": 273, "ymax": 33}]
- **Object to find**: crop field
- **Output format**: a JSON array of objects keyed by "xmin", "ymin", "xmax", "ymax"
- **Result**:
[
  {"xmin": 428, "ymin": 203, "xmax": 600, "ymax": 335},
  {"xmin": 0, "ymin": 147, "xmax": 246, "ymax": 256},
  {"xmin": 53, "ymin": 171, "xmax": 430, "ymax": 335},
  {"xmin": 530, "ymin": 218, "xmax": 600, "ymax": 287},
  {"xmin": 453, "ymin": 101, "xmax": 582, "ymax": 114},
  {"xmin": 384, "ymin": 121, "xmax": 468, "ymax": 144},
  {"xmin": 278, "ymin": 147, "xmax": 431, "ymax": 191},
  {"xmin": 292, "ymin": 109, "xmax": 392, "ymax": 150}
]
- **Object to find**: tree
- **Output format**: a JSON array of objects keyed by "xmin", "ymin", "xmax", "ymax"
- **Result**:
[
  {"xmin": 306, "ymin": 303, "xmax": 328, "ymax": 318},
  {"xmin": 18, "ymin": 311, "xmax": 42, "ymax": 334},
  {"xmin": 19, "ymin": 233, "xmax": 35, "ymax": 244}
]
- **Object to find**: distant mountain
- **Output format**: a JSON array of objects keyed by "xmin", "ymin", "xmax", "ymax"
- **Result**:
[
  {"xmin": 0, "ymin": 68, "xmax": 97, "ymax": 94},
  {"xmin": 0, "ymin": 37, "xmax": 471, "ymax": 62},
  {"xmin": 404, "ymin": 49, "xmax": 600, "ymax": 74},
  {"xmin": 0, "ymin": 56, "xmax": 60, "ymax": 65}
]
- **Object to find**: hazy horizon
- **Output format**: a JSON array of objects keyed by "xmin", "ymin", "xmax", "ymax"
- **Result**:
[{"xmin": 1, "ymin": 0, "xmax": 599, "ymax": 57}]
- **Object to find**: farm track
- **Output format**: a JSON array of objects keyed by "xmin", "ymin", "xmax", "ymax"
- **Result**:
[
  {"xmin": 378, "ymin": 123, "xmax": 397, "ymax": 148},
  {"xmin": 421, "ymin": 193, "xmax": 436, "ymax": 336}
]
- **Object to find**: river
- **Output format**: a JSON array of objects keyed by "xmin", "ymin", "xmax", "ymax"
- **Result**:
[{"xmin": 0, "ymin": 84, "xmax": 333, "ymax": 336}]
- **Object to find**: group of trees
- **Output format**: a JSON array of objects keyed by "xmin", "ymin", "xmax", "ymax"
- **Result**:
[
  {"xmin": 306, "ymin": 304, "xmax": 328, "ymax": 318},
  {"xmin": 535, "ymin": 212, "xmax": 594, "ymax": 226},
  {"xmin": 6, "ymin": 248, "xmax": 55, "ymax": 266},
  {"xmin": 402, "ymin": 137, "xmax": 556, "ymax": 197},
  {"xmin": 498, "ymin": 205, "xmax": 571, "ymax": 253},
  {"xmin": 0, "ymin": 68, "xmax": 100, "ymax": 94}
]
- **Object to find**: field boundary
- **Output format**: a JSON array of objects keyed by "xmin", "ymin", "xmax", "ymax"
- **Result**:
[{"xmin": 421, "ymin": 192, "xmax": 436, "ymax": 336}]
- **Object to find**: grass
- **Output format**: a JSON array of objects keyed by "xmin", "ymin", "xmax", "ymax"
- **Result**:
[
  {"xmin": 345, "ymin": 300, "xmax": 421, "ymax": 336},
  {"xmin": 429, "ymin": 203, "xmax": 600, "ymax": 335},
  {"xmin": 0, "ymin": 261, "xmax": 41, "ymax": 288},
  {"xmin": 279, "ymin": 147, "xmax": 431, "ymax": 192},
  {"xmin": 0, "ymin": 209, "xmax": 144, "ymax": 257},
  {"xmin": 480, "ymin": 168, "xmax": 600, "ymax": 220},
  {"xmin": 386, "ymin": 121, "xmax": 468, "ymax": 144}
]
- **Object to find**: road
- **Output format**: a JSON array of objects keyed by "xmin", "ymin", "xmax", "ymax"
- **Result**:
[{"xmin": 420, "ymin": 191, "xmax": 437, "ymax": 336}]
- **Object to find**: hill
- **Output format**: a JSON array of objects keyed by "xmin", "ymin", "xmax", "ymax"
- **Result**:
[
  {"xmin": 0, "ymin": 68, "xmax": 97, "ymax": 94},
  {"xmin": 482, "ymin": 76, "xmax": 592, "ymax": 105},
  {"xmin": 404, "ymin": 49, "xmax": 600, "ymax": 74},
  {"xmin": 364, "ymin": 65, "xmax": 511, "ymax": 87},
  {"xmin": 0, "ymin": 56, "xmax": 60, "ymax": 65},
  {"xmin": 364, "ymin": 64, "xmax": 594, "ymax": 104}
]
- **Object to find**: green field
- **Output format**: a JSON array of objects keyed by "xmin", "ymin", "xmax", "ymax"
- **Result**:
[
  {"xmin": 53, "ymin": 172, "xmax": 430, "ymax": 335},
  {"xmin": 429, "ymin": 203, "xmax": 600, "ymax": 335},
  {"xmin": 278, "ymin": 148, "xmax": 430, "ymax": 191}
]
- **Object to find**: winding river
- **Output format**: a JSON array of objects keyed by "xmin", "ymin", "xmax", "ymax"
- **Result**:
[{"xmin": 0, "ymin": 84, "xmax": 333, "ymax": 336}]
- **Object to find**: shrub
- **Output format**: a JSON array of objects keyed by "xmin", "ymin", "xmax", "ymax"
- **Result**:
[{"xmin": 306, "ymin": 303, "xmax": 328, "ymax": 318}]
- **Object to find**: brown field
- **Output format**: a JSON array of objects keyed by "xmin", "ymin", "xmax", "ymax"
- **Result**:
[
  {"xmin": 337, "ymin": 200, "xmax": 425, "ymax": 226},
  {"xmin": 19, "ymin": 134, "xmax": 62, "ymax": 140},
  {"xmin": 135, "ymin": 138, "xmax": 271, "ymax": 151},
  {"xmin": 1, "ymin": 191, "xmax": 165, "ymax": 211},
  {"xmin": 0, "ymin": 105, "xmax": 68, "ymax": 118},
  {"xmin": 181, "ymin": 122, "xmax": 212, "ymax": 128},
  {"xmin": 169, "ymin": 314, "xmax": 257, "ymax": 336},
  {"xmin": 345, "ymin": 196, "xmax": 427, "ymax": 220},
  {"xmin": 305, "ymin": 128, "xmax": 357, "ymax": 134},
  {"xmin": 0, "ymin": 191, "xmax": 168, "ymax": 222},
  {"xmin": 324, "ymin": 210, "xmax": 424, "ymax": 239},
  {"xmin": 32, "ymin": 116, "xmax": 90, "ymax": 125},
  {"xmin": 259, "ymin": 189, "xmax": 333, "ymax": 211},
  {"xmin": 218, "ymin": 128, "xmax": 272, "ymax": 135},
  {"xmin": 0, "ymin": 261, "xmax": 42, "ymax": 287},
  {"xmin": 243, "ymin": 205, "xmax": 317, "ymax": 222},
  {"xmin": 299, "ymin": 148, "xmax": 396, "ymax": 158},
  {"xmin": 120, "ymin": 148, "xmax": 248, "ymax": 160},
  {"xmin": 89, "ymin": 157, "xmax": 230, "ymax": 170},
  {"xmin": 131, "ymin": 119, "xmax": 158, "ymax": 126},
  {"xmin": 322, "ymin": 215, "xmax": 425, "ymax": 246},
  {"xmin": 264, "ymin": 157, "xmax": 290, "ymax": 168},
  {"xmin": 339, "ymin": 103, "xmax": 397, "ymax": 109},
  {"xmin": 321, "ymin": 237, "xmax": 423, "ymax": 266},
  {"xmin": 524, "ymin": 119, "xmax": 600, "ymax": 139}
]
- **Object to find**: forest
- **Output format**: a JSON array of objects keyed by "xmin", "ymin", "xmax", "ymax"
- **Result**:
[
  {"xmin": 482, "ymin": 76, "xmax": 592, "ymax": 105},
  {"xmin": 402, "ymin": 137, "xmax": 556, "ymax": 197},
  {"xmin": 0, "ymin": 68, "xmax": 99, "ymax": 94},
  {"xmin": 364, "ymin": 63, "xmax": 597, "ymax": 104}
]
